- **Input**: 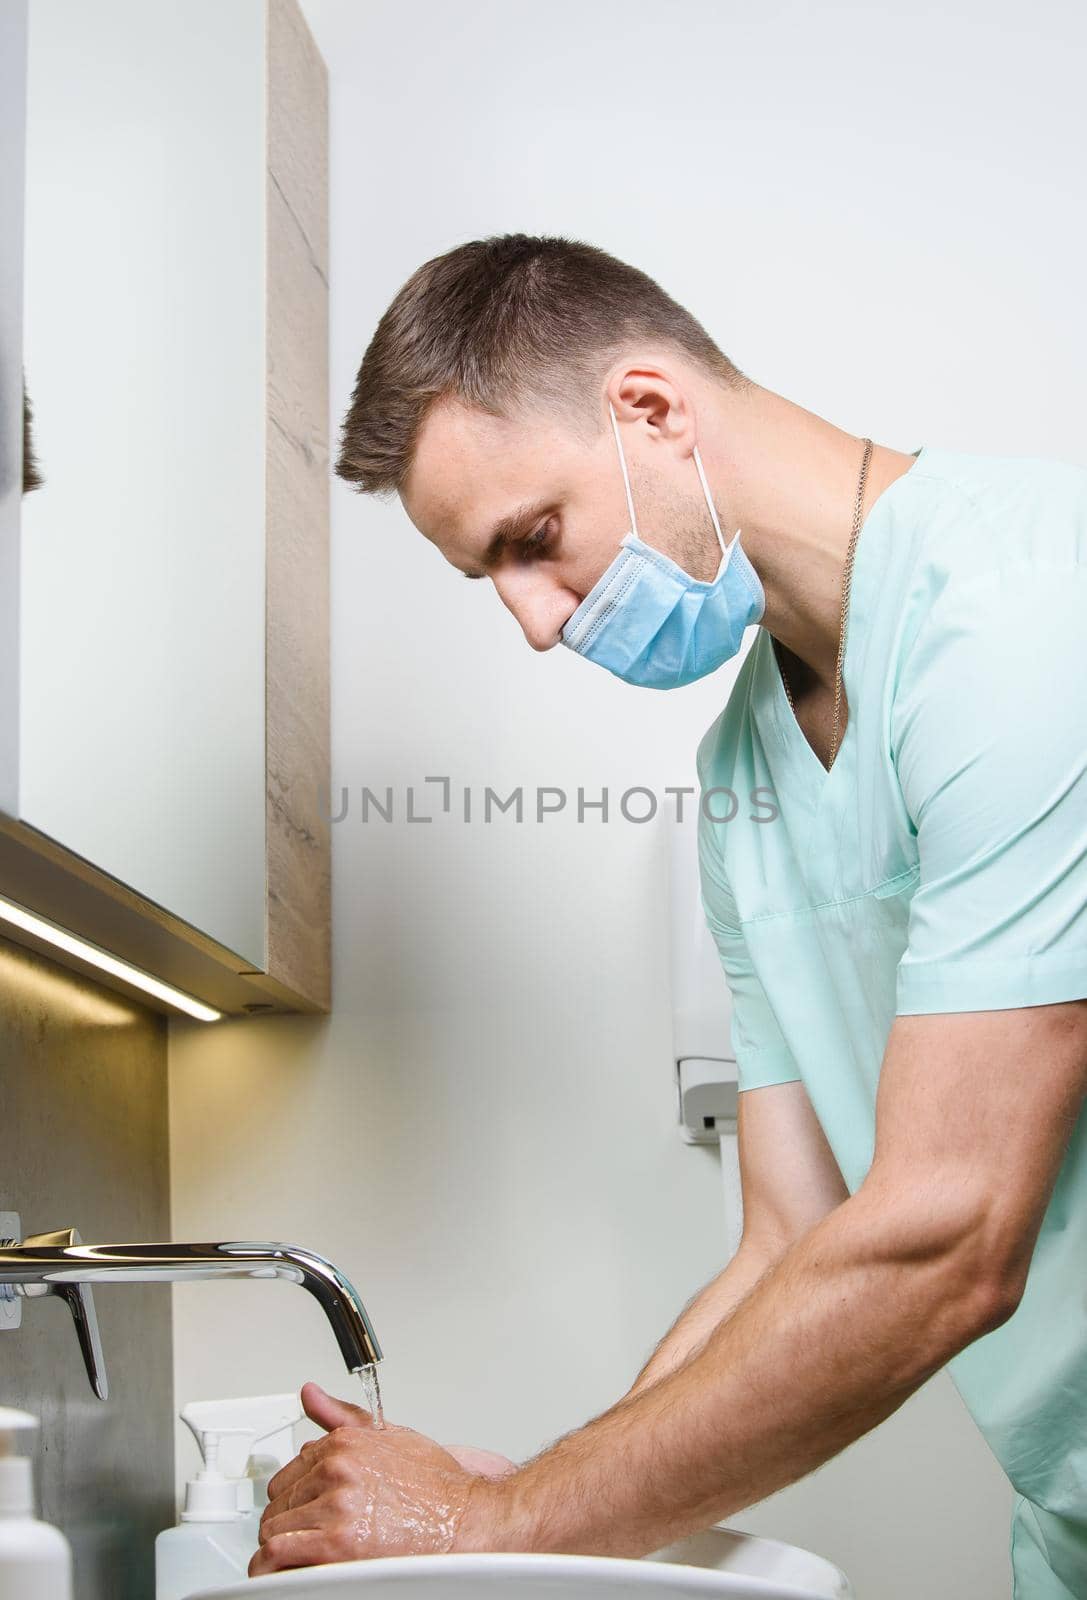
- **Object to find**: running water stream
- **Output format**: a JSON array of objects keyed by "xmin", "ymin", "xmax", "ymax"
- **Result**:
[{"xmin": 356, "ymin": 1361, "xmax": 386, "ymax": 1429}]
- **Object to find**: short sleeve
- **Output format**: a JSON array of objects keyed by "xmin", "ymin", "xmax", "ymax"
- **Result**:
[
  {"xmin": 696, "ymin": 734, "xmax": 803, "ymax": 1091},
  {"xmin": 892, "ymin": 561, "xmax": 1087, "ymax": 1014}
]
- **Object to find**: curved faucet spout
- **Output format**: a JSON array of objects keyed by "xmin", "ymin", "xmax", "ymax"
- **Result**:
[{"xmin": 0, "ymin": 1236, "xmax": 382, "ymax": 1400}]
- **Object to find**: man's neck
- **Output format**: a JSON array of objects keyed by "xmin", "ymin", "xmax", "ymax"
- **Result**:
[{"xmin": 704, "ymin": 384, "xmax": 919, "ymax": 693}]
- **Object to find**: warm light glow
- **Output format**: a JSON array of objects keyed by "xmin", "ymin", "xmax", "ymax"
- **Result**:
[{"xmin": 0, "ymin": 894, "xmax": 222, "ymax": 1022}]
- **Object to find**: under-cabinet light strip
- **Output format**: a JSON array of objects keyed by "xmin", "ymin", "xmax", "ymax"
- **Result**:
[{"xmin": 0, "ymin": 892, "xmax": 222, "ymax": 1022}]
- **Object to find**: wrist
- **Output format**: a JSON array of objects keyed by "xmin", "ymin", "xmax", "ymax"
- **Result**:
[{"xmin": 455, "ymin": 1469, "xmax": 534, "ymax": 1554}]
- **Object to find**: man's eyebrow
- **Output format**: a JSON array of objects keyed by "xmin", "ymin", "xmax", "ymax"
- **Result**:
[{"xmin": 462, "ymin": 498, "xmax": 554, "ymax": 579}]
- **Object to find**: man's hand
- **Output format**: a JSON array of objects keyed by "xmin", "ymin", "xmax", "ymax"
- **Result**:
[{"xmin": 250, "ymin": 1381, "xmax": 513, "ymax": 1575}]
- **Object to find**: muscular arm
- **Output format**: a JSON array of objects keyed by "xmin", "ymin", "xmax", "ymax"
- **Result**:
[
  {"xmin": 627, "ymin": 1080, "xmax": 849, "ymax": 1396},
  {"xmin": 465, "ymin": 1002, "xmax": 1087, "ymax": 1558},
  {"xmin": 251, "ymin": 1002, "xmax": 1086, "ymax": 1575}
]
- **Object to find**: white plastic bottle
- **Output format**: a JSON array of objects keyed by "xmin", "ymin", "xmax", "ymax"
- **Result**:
[
  {"xmin": 0, "ymin": 1407, "xmax": 73, "ymax": 1600},
  {"xmin": 155, "ymin": 1394, "xmax": 300, "ymax": 1600}
]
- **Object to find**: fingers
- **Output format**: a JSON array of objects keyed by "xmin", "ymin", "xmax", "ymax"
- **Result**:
[
  {"xmin": 264, "ymin": 1379, "xmax": 367, "ymax": 1507},
  {"xmin": 265, "ymin": 1437, "xmax": 322, "ymax": 1504},
  {"xmin": 259, "ymin": 1499, "xmax": 339, "ymax": 1543},
  {"xmin": 265, "ymin": 1412, "xmax": 389, "ymax": 1512},
  {"xmin": 264, "ymin": 1459, "xmax": 344, "ymax": 1534},
  {"xmin": 249, "ymin": 1529, "xmax": 329, "ymax": 1576},
  {"xmin": 302, "ymin": 1378, "xmax": 374, "ymax": 1434}
]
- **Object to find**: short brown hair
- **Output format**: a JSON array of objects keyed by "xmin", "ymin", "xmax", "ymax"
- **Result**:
[
  {"xmin": 335, "ymin": 233, "xmax": 752, "ymax": 497},
  {"xmin": 23, "ymin": 376, "xmax": 43, "ymax": 495}
]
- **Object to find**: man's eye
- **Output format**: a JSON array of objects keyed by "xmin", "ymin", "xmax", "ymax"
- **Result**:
[{"xmin": 522, "ymin": 522, "xmax": 552, "ymax": 556}]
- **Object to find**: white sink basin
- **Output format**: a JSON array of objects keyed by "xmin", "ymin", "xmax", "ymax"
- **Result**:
[{"xmin": 190, "ymin": 1524, "xmax": 853, "ymax": 1599}]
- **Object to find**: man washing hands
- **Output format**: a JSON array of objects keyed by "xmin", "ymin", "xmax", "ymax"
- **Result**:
[
  {"xmin": 264, "ymin": 1252, "xmax": 888, "ymax": 1576},
  {"xmin": 263, "ymin": 1286, "xmax": 881, "ymax": 1573},
  {"xmin": 258, "ymin": 1303, "xmax": 845, "ymax": 1575}
]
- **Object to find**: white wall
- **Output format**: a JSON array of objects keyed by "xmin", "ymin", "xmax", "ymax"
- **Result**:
[{"xmin": 171, "ymin": 1, "xmax": 1087, "ymax": 1592}]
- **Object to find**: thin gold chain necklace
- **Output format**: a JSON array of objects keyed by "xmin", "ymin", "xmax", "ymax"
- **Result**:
[{"xmin": 776, "ymin": 436, "xmax": 874, "ymax": 770}]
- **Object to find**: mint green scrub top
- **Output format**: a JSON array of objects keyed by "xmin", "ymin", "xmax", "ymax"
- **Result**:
[{"xmin": 696, "ymin": 445, "xmax": 1087, "ymax": 1598}]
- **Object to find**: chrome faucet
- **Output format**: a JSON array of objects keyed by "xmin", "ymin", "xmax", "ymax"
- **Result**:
[{"xmin": 0, "ymin": 1228, "xmax": 383, "ymax": 1401}]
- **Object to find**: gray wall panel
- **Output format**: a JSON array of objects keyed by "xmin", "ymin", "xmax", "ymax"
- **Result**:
[{"xmin": 0, "ymin": 935, "xmax": 173, "ymax": 1599}]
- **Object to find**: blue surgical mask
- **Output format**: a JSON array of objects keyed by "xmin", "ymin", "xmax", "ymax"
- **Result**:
[{"xmin": 560, "ymin": 401, "xmax": 765, "ymax": 689}]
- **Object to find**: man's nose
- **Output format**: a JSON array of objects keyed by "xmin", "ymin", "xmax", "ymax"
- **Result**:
[{"xmin": 492, "ymin": 574, "xmax": 575, "ymax": 652}]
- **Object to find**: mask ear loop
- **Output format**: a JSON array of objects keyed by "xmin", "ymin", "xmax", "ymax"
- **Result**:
[
  {"xmin": 608, "ymin": 401, "xmax": 640, "ymax": 539},
  {"xmin": 692, "ymin": 441, "xmax": 736, "ymax": 566},
  {"xmin": 610, "ymin": 401, "xmax": 740, "ymax": 574}
]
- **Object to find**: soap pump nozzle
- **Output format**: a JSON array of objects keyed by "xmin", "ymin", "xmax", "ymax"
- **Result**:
[
  {"xmin": 179, "ymin": 1425, "xmax": 254, "ymax": 1524},
  {"xmin": 179, "ymin": 1394, "xmax": 302, "ymax": 1522}
]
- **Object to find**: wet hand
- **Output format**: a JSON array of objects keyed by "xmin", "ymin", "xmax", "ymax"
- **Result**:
[{"xmin": 250, "ymin": 1380, "xmax": 507, "ymax": 1574}]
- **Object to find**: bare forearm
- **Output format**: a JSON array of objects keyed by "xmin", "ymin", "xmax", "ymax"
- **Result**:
[
  {"xmin": 468, "ymin": 1190, "xmax": 1003, "ymax": 1559},
  {"xmin": 626, "ymin": 1243, "xmax": 777, "ymax": 1396}
]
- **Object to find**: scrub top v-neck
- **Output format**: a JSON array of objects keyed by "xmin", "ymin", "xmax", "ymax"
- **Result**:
[{"xmin": 695, "ymin": 443, "xmax": 1087, "ymax": 1598}]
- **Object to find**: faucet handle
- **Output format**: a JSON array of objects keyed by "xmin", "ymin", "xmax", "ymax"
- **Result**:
[
  {"xmin": 22, "ymin": 1229, "xmax": 109, "ymax": 1401},
  {"xmin": 56, "ymin": 1282, "xmax": 108, "ymax": 1401}
]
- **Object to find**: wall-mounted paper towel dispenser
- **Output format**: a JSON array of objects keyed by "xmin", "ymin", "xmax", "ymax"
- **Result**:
[{"xmin": 668, "ymin": 817, "xmax": 744, "ymax": 1257}]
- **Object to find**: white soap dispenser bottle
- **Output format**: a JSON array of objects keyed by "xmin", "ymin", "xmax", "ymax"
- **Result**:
[
  {"xmin": 155, "ymin": 1394, "xmax": 301, "ymax": 1600},
  {"xmin": 155, "ymin": 1425, "xmax": 255, "ymax": 1600},
  {"xmin": 0, "ymin": 1407, "xmax": 73, "ymax": 1600}
]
